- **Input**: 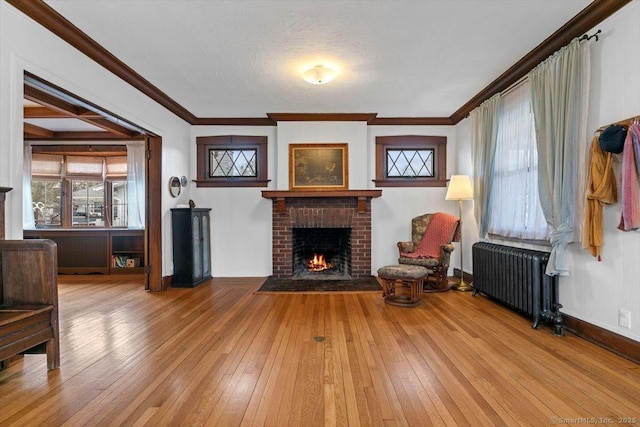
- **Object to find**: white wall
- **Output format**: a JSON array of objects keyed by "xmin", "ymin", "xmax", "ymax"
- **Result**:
[
  {"xmin": 1, "ymin": 2, "xmax": 463, "ymax": 281},
  {"xmin": 189, "ymin": 126, "xmax": 277, "ymax": 277},
  {"xmin": 0, "ymin": 2, "xmax": 192, "ymax": 277},
  {"xmin": 276, "ymin": 122, "xmax": 369, "ymax": 190},
  {"xmin": 189, "ymin": 122, "xmax": 460, "ymax": 277},
  {"xmin": 564, "ymin": 1, "xmax": 640, "ymax": 342},
  {"xmin": 368, "ymin": 126, "xmax": 461, "ymax": 273},
  {"xmin": 455, "ymin": 1, "xmax": 640, "ymax": 342}
]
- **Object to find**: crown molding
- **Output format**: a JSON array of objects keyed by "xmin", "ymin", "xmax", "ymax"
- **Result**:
[
  {"xmin": 449, "ymin": 0, "xmax": 633, "ymax": 124},
  {"xmin": 192, "ymin": 117, "xmax": 277, "ymax": 126},
  {"xmin": 193, "ymin": 114, "xmax": 454, "ymax": 126},
  {"xmin": 9, "ymin": 0, "xmax": 632, "ymax": 127},
  {"xmin": 368, "ymin": 117, "xmax": 453, "ymax": 126},
  {"xmin": 266, "ymin": 113, "xmax": 378, "ymax": 122}
]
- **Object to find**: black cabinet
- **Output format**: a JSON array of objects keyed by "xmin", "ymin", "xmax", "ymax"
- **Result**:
[{"xmin": 171, "ymin": 208, "xmax": 211, "ymax": 287}]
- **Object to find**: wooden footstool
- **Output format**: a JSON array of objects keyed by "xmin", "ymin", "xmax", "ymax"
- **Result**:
[{"xmin": 377, "ymin": 265, "xmax": 429, "ymax": 307}]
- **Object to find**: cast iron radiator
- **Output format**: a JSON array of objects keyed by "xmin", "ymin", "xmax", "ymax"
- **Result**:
[{"xmin": 472, "ymin": 242, "xmax": 563, "ymax": 335}]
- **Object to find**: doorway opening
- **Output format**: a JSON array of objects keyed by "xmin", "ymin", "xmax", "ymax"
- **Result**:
[{"xmin": 22, "ymin": 72, "xmax": 163, "ymax": 291}]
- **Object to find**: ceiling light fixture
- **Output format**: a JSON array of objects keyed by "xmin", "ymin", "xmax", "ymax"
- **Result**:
[{"xmin": 302, "ymin": 65, "xmax": 337, "ymax": 85}]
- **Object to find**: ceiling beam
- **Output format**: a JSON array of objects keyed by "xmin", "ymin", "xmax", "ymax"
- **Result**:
[
  {"xmin": 32, "ymin": 145, "xmax": 127, "ymax": 156},
  {"xmin": 25, "ymin": 84, "xmax": 138, "ymax": 138},
  {"xmin": 82, "ymin": 118, "xmax": 137, "ymax": 138},
  {"xmin": 24, "ymin": 105, "xmax": 103, "ymax": 120},
  {"xmin": 24, "ymin": 122, "xmax": 55, "ymax": 138},
  {"xmin": 24, "ymin": 131, "xmax": 142, "ymax": 141},
  {"xmin": 24, "ymin": 85, "xmax": 80, "ymax": 116},
  {"xmin": 24, "ymin": 106, "xmax": 71, "ymax": 119}
]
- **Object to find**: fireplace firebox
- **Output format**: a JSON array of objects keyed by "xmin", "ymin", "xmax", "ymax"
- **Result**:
[{"xmin": 292, "ymin": 227, "xmax": 351, "ymax": 279}]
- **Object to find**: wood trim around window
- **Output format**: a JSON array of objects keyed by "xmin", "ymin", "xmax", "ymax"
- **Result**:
[
  {"xmin": 195, "ymin": 135, "xmax": 269, "ymax": 187},
  {"xmin": 373, "ymin": 135, "xmax": 447, "ymax": 187}
]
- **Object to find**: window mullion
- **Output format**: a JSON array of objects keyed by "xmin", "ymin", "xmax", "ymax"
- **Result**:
[
  {"xmin": 105, "ymin": 181, "xmax": 113, "ymax": 228},
  {"xmin": 62, "ymin": 178, "xmax": 72, "ymax": 228}
]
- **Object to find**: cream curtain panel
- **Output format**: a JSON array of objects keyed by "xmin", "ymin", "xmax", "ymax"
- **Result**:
[
  {"xmin": 529, "ymin": 38, "xmax": 590, "ymax": 276},
  {"xmin": 471, "ymin": 94, "xmax": 501, "ymax": 239},
  {"xmin": 486, "ymin": 80, "xmax": 548, "ymax": 240},
  {"xmin": 127, "ymin": 141, "xmax": 145, "ymax": 229}
]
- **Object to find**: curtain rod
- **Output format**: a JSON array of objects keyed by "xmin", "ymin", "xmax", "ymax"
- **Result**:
[
  {"xmin": 467, "ymin": 29, "xmax": 603, "ymax": 119},
  {"xmin": 580, "ymin": 29, "xmax": 602, "ymax": 42},
  {"xmin": 499, "ymin": 75, "xmax": 529, "ymax": 98},
  {"xmin": 497, "ymin": 30, "xmax": 602, "ymax": 100}
]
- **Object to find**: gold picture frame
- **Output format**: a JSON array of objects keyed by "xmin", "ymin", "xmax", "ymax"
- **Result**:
[{"xmin": 289, "ymin": 143, "xmax": 348, "ymax": 191}]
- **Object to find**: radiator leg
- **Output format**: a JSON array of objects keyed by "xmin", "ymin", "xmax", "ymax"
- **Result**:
[{"xmin": 551, "ymin": 303, "xmax": 563, "ymax": 336}]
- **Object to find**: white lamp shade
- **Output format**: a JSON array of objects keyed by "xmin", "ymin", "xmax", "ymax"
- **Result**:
[
  {"xmin": 302, "ymin": 65, "xmax": 337, "ymax": 85},
  {"xmin": 446, "ymin": 175, "xmax": 473, "ymax": 200}
]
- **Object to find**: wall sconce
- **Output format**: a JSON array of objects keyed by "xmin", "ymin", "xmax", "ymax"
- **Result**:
[{"xmin": 302, "ymin": 65, "xmax": 337, "ymax": 85}]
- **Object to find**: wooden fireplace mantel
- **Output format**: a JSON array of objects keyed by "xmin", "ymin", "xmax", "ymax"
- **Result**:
[{"xmin": 262, "ymin": 190, "xmax": 382, "ymax": 213}]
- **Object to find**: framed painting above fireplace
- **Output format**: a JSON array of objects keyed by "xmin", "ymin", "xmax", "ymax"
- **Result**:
[{"xmin": 289, "ymin": 143, "xmax": 348, "ymax": 191}]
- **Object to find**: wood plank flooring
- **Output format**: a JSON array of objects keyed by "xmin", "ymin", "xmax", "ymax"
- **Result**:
[{"xmin": 1, "ymin": 275, "xmax": 639, "ymax": 426}]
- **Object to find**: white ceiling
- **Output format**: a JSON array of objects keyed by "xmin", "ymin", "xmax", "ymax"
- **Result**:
[{"xmin": 44, "ymin": 0, "xmax": 592, "ymax": 119}]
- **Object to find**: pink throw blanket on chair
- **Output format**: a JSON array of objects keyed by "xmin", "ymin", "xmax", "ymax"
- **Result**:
[{"xmin": 401, "ymin": 212, "xmax": 460, "ymax": 259}]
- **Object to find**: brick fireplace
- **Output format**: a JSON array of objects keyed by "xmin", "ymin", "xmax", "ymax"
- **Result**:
[{"xmin": 262, "ymin": 191, "xmax": 381, "ymax": 279}]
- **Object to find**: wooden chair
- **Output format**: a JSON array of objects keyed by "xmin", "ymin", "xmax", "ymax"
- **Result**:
[
  {"xmin": 0, "ymin": 239, "xmax": 60, "ymax": 370},
  {"xmin": 397, "ymin": 212, "xmax": 460, "ymax": 292}
]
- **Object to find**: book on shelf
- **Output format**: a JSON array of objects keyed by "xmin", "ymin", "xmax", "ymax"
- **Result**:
[{"xmin": 112, "ymin": 255, "xmax": 129, "ymax": 268}]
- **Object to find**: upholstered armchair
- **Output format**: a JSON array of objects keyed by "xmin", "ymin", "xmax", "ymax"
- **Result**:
[{"xmin": 397, "ymin": 212, "xmax": 461, "ymax": 292}]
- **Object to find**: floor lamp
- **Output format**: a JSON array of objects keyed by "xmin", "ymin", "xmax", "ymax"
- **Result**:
[{"xmin": 445, "ymin": 175, "xmax": 473, "ymax": 292}]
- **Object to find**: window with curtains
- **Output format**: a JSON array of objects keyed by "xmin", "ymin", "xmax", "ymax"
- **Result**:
[
  {"xmin": 486, "ymin": 80, "xmax": 548, "ymax": 240},
  {"xmin": 30, "ymin": 151, "xmax": 129, "ymax": 228}
]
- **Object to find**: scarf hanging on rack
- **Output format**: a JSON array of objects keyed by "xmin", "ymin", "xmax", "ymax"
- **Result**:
[
  {"xmin": 583, "ymin": 134, "xmax": 617, "ymax": 259},
  {"xmin": 618, "ymin": 123, "xmax": 640, "ymax": 231}
]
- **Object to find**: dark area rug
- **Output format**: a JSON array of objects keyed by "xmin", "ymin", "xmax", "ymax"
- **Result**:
[{"xmin": 256, "ymin": 276, "xmax": 381, "ymax": 293}]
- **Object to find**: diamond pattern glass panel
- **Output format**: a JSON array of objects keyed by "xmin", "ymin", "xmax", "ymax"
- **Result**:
[
  {"xmin": 209, "ymin": 149, "xmax": 257, "ymax": 177},
  {"xmin": 386, "ymin": 149, "xmax": 434, "ymax": 177}
]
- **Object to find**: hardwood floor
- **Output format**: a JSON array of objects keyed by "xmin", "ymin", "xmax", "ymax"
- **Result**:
[{"xmin": 1, "ymin": 275, "xmax": 639, "ymax": 426}]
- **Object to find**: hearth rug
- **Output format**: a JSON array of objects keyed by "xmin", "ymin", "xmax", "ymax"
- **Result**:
[{"xmin": 255, "ymin": 276, "xmax": 382, "ymax": 293}]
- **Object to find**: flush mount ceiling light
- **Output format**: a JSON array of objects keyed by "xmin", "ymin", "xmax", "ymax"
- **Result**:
[{"xmin": 302, "ymin": 65, "xmax": 337, "ymax": 85}]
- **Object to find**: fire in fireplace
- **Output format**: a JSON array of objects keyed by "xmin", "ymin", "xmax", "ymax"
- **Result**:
[
  {"xmin": 292, "ymin": 227, "xmax": 351, "ymax": 279},
  {"xmin": 307, "ymin": 253, "xmax": 334, "ymax": 272}
]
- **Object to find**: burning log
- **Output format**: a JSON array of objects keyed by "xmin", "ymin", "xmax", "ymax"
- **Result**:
[{"xmin": 307, "ymin": 253, "xmax": 334, "ymax": 272}]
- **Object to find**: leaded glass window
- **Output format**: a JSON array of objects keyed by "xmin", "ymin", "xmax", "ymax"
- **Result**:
[
  {"xmin": 196, "ymin": 135, "xmax": 268, "ymax": 187},
  {"xmin": 209, "ymin": 149, "xmax": 257, "ymax": 177},
  {"xmin": 374, "ymin": 135, "xmax": 447, "ymax": 187},
  {"xmin": 386, "ymin": 149, "xmax": 434, "ymax": 178}
]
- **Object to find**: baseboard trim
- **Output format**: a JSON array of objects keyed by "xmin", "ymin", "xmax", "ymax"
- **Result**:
[
  {"xmin": 162, "ymin": 275, "xmax": 173, "ymax": 289},
  {"xmin": 561, "ymin": 314, "xmax": 640, "ymax": 365},
  {"xmin": 456, "ymin": 268, "xmax": 640, "ymax": 364}
]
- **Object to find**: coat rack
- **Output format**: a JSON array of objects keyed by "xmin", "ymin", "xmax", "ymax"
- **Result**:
[{"xmin": 597, "ymin": 114, "xmax": 640, "ymax": 132}]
